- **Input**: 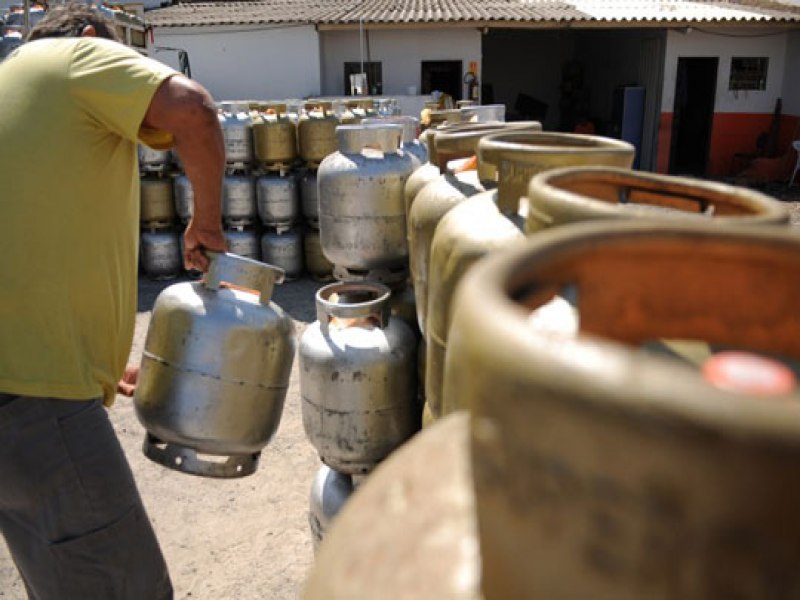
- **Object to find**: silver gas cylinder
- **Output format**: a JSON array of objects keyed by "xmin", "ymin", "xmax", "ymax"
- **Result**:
[
  {"xmin": 222, "ymin": 174, "xmax": 256, "ymax": 225},
  {"xmin": 260, "ymin": 226, "xmax": 303, "ymax": 280},
  {"xmin": 300, "ymin": 282, "xmax": 419, "ymax": 474},
  {"xmin": 363, "ymin": 116, "xmax": 427, "ymax": 165},
  {"xmin": 256, "ymin": 173, "xmax": 299, "ymax": 227},
  {"xmin": 308, "ymin": 465, "xmax": 359, "ymax": 553},
  {"xmin": 138, "ymin": 144, "xmax": 172, "ymax": 173},
  {"xmin": 318, "ymin": 124, "xmax": 416, "ymax": 283},
  {"xmin": 224, "ymin": 223, "xmax": 261, "ymax": 261},
  {"xmin": 219, "ymin": 103, "xmax": 254, "ymax": 170},
  {"xmin": 173, "ymin": 175, "xmax": 194, "ymax": 223},
  {"xmin": 140, "ymin": 175, "xmax": 176, "ymax": 227},
  {"xmin": 140, "ymin": 225, "xmax": 182, "ymax": 280},
  {"xmin": 299, "ymin": 169, "xmax": 319, "ymax": 228},
  {"xmin": 135, "ymin": 253, "xmax": 295, "ymax": 478}
]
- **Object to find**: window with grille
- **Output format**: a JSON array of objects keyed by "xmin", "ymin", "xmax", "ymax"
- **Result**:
[{"xmin": 729, "ymin": 57, "xmax": 768, "ymax": 91}]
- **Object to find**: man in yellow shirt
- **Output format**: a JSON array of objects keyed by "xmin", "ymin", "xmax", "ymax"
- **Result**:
[{"xmin": 0, "ymin": 4, "xmax": 226, "ymax": 598}]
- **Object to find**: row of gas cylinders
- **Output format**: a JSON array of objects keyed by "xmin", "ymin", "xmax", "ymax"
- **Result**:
[
  {"xmin": 139, "ymin": 223, "xmax": 333, "ymax": 282},
  {"xmin": 302, "ymin": 122, "xmax": 800, "ymax": 596},
  {"xmin": 140, "ymin": 170, "xmax": 321, "ymax": 230},
  {"xmin": 139, "ymin": 99, "xmax": 412, "ymax": 173}
]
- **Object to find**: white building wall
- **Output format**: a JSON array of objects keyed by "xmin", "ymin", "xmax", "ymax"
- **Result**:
[
  {"xmin": 662, "ymin": 28, "xmax": 788, "ymax": 114},
  {"xmin": 151, "ymin": 25, "xmax": 321, "ymax": 101},
  {"xmin": 782, "ymin": 29, "xmax": 800, "ymax": 116},
  {"xmin": 319, "ymin": 28, "xmax": 481, "ymax": 98}
]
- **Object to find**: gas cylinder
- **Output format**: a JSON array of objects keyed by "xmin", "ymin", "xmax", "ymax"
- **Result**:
[
  {"xmin": 526, "ymin": 165, "xmax": 790, "ymax": 233},
  {"xmin": 388, "ymin": 282, "xmax": 419, "ymax": 340},
  {"xmin": 348, "ymin": 98, "xmax": 377, "ymax": 120},
  {"xmin": 252, "ymin": 103, "xmax": 298, "ymax": 171},
  {"xmin": 427, "ymin": 197, "xmax": 524, "ymax": 419},
  {"xmin": 304, "ymin": 412, "xmax": 479, "ymax": 598},
  {"xmin": 424, "ymin": 132, "xmax": 635, "ymax": 419},
  {"xmin": 405, "ymin": 121, "xmax": 541, "ymax": 222},
  {"xmin": 261, "ymin": 226, "xmax": 303, "ymax": 280},
  {"xmin": 299, "ymin": 169, "xmax": 319, "ymax": 228},
  {"xmin": 173, "ymin": 175, "xmax": 194, "ymax": 223},
  {"xmin": 256, "ymin": 173, "xmax": 299, "ymax": 227},
  {"xmin": 140, "ymin": 175, "xmax": 176, "ymax": 227},
  {"xmin": 135, "ymin": 252, "xmax": 294, "ymax": 478},
  {"xmin": 219, "ymin": 103, "xmax": 254, "ymax": 170},
  {"xmin": 138, "ymin": 144, "xmax": 171, "ymax": 173},
  {"xmin": 428, "ymin": 109, "xmax": 463, "ymax": 128},
  {"xmin": 478, "ymin": 131, "xmax": 636, "ymax": 220},
  {"xmin": 303, "ymin": 229, "xmax": 334, "ymax": 282},
  {"xmin": 300, "ymin": 282, "xmax": 418, "ymax": 474},
  {"xmin": 460, "ymin": 104, "xmax": 506, "ymax": 123},
  {"xmin": 222, "ymin": 174, "xmax": 257, "ymax": 225},
  {"xmin": 298, "ymin": 102, "xmax": 339, "ymax": 168},
  {"xmin": 140, "ymin": 225, "xmax": 182, "ymax": 280},
  {"xmin": 335, "ymin": 100, "xmax": 359, "ymax": 125},
  {"xmin": 224, "ymin": 223, "xmax": 261, "ymax": 261},
  {"xmin": 308, "ymin": 465, "xmax": 357, "ymax": 553},
  {"xmin": 362, "ymin": 116, "xmax": 427, "ymax": 165},
  {"xmin": 317, "ymin": 123, "xmax": 416, "ymax": 285},
  {"xmin": 445, "ymin": 220, "xmax": 800, "ymax": 598},
  {"xmin": 407, "ymin": 122, "xmax": 546, "ymax": 335}
]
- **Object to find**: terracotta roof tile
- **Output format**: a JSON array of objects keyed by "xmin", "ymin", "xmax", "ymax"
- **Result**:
[{"xmin": 146, "ymin": 0, "xmax": 800, "ymax": 28}]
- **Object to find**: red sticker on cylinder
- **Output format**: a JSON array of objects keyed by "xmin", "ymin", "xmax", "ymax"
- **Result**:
[{"xmin": 702, "ymin": 351, "xmax": 797, "ymax": 396}]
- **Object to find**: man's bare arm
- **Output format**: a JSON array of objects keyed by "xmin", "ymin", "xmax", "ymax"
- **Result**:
[{"xmin": 142, "ymin": 75, "xmax": 226, "ymax": 271}]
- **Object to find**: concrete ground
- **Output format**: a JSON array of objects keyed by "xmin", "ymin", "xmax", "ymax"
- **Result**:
[{"xmin": 2, "ymin": 183, "xmax": 800, "ymax": 599}]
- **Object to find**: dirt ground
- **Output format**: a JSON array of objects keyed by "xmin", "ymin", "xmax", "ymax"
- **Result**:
[{"xmin": 2, "ymin": 183, "xmax": 800, "ymax": 599}]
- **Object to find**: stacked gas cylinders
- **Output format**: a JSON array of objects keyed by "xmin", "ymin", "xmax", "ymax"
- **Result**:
[
  {"xmin": 138, "ymin": 98, "xmax": 399, "ymax": 281},
  {"xmin": 301, "ymin": 119, "xmax": 426, "ymax": 548},
  {"xmin": 138, "ymin": 144, "xmax": 182, "ymax": 280}
]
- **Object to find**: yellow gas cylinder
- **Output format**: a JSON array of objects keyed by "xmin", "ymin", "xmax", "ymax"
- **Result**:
[
  {"xmin": 446, "ymin": 220, "xmax": 800, "ymax": 598},
  {"xmin": 252, "ymin": 102, "xmax": 298, "ymax": 172},
  {"xmin": 407, "ymin": 123, "xmax": 543, "ymax": 337},
  {"xmin": 526, "ymin": 165, "xmax": 790, "ymax": 233},
  {"xmin": 424, "ymin": 132, "xmax": 636, "ymax": 420},
  {"xmin": 298, "ymin": 101, "xmax": 338, "ymax": 168},
  {"xmin": 140, "ymin": 174, "xmax": 176, "ymax": 227}
]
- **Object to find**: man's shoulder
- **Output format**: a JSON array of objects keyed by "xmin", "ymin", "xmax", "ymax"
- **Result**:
[{"xmin": 72, "ymin": 36, "xmax": 145, "ymax": 60}]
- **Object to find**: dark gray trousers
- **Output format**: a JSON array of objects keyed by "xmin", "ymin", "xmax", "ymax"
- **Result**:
[{"xmin": 0, "ymin": 393, "xmax": 172, "ymax": 600}]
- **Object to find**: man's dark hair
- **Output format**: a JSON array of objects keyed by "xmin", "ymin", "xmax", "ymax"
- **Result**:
[{"xmin": 27, "ymin": 3, "xmax": 121, "ymax": 42}]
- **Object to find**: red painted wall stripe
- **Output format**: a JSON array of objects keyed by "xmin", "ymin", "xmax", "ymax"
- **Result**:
[{"xmin": 656, "ymin": 112, "xmax": 800, "ymax": 179}]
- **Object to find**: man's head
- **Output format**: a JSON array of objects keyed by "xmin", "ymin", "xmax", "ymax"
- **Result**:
[{"xmin": 27, "ymin": 3, "xmax": 121, "ymax": 43}]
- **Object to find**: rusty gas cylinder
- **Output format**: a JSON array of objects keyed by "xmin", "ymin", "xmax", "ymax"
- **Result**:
[{"xmin": 445, "ymin": 220, "xmax": 800, "ymax": 598}]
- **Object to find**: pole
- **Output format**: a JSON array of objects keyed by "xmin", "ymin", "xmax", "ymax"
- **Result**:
[{"xmin": 23, "ymin": 0, "xmax": 31, "ymax": 38}]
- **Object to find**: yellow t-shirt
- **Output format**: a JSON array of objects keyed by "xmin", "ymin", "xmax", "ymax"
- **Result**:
[{"xmin": 0, "ymin": 37, "xmax": 177, "ymax": 405}]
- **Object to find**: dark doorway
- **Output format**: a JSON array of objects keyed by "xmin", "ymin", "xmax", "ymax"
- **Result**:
[
  {"xmin": 344, "ymin": 61, "xmax": 383, "ymax": 95},
  {"xmin": 669, "ymin": 57, "xmax": 718, "ymax": 176},
  {"xmin": 421, "ymin": 60, "xmax": 463, "ymax": 100}
]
